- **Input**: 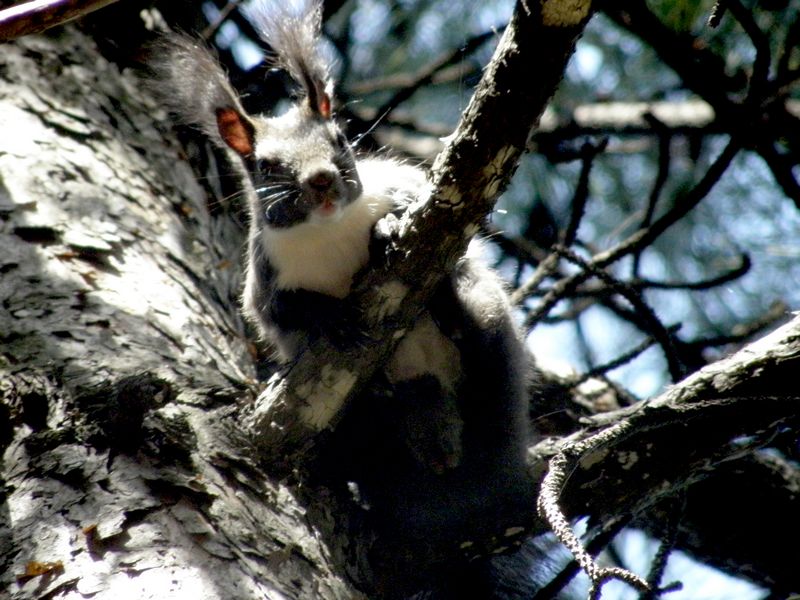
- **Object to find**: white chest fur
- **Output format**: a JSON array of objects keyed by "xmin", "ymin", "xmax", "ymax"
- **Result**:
[
  {"xmin": 260, "ymin": 157, "xmax": 428, "ymax": 298},
  {"xmin": 261, "ymin": 192, "xmax": 394, "ymax": 298}
]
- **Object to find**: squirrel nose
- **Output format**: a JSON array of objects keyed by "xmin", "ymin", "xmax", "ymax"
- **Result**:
[{"xmin": 307, "ymin": 171, "xmax": 335, "ymax": 192}]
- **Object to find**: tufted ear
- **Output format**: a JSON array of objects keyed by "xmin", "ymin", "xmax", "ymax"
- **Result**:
[
  {"xmin": 249, "ymin": 0, "xmax": 334, "ymax": 120},
  {"xmin": 150, "ymin": 35, "xmax": 258, "ymax": 156},
  {"xmin": 310, "ymin": 82, "xmax": 331, "ymax": 119},
  {"xmin": 216, "ymin": 107, "xmax": 255, "ymax": 157}
]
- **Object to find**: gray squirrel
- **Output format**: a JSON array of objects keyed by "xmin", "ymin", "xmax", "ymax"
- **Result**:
[{"xmin": 153, "ymin": 1, "xmax": 536, "ymax": 595}]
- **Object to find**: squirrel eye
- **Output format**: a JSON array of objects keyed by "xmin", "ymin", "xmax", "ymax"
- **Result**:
[{"xmin": 257, "ymin": 158, "xmax": 278, "ymax": 173}]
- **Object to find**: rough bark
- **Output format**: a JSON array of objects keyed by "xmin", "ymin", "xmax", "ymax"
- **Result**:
[{"xmin": 0, "ymin": 28, "xmax": 357, "ymax": 599}]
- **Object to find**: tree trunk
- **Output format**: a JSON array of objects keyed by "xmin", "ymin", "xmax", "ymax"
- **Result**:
[{"xmin": 0, "ymin": 27, "xmax": 357, "ymax": 599}]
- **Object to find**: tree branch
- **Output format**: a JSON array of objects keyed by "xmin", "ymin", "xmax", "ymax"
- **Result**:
[
  {"xmin": 369, "ymin": 28, "xmax": 500, "ymax": 119},
  {"xmin": 535, "ymin": 312, "xmax": 800, "ymax": 592},
  {"xmin": 0, "ymin": 0, "xmax": 119, "ymax": 41},
  {"xmin": 664, "ymin": 451, "xmax": 800, "ymax": 592},
  {"xmin": 348, "ymin": 28, "xmax": 498, "ymax": 96}
]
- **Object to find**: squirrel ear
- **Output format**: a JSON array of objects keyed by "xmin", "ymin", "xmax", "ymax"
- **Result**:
[
  {"xmin": 317, "ymin": 90, "xmax": 331, "ymax": 119},
  {"xmin": 216, "ymin": 107, "xmax": 255, "ymax": 156},
  {"xmin": 304, "ymin": 75, "xmax": 332, "ymax": 120}
]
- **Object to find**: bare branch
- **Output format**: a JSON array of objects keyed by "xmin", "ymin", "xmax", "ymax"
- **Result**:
[
  {"xmin": 601, "ymin": 0, "xmax": 740, "ymax": 109},
  {"xmin": 369, "ymin": 28, "xmax": 499, "ymax": 120},
  {"xmin": 601, "ymin": 0, "xmax": 800, "ymax": 217},
  {"xmin": 571, "ymin": 324, "xmax": 681, "ymax": 385},
  {"xmin": 537, "ymin": 313, "xmax": 800, "ymax": 597},
  {"xmin": 348, "ymin": 28, "xmax": 499, "ymax": 96},
  {"xmin": 776, "ymin": 17, "xmax": 800, "ymax": 86},
  {"xmin": 530, "ymin": 517, "xmax": 632, "ymax": 599},
  {"xmin": 516, "ymin": 139, "xmax": 740, "ymax": 324},
  {"xmin": 757, "ymin": 140, "xmax": 800, "ymax": 209},
  {"xmin": 724, "ymin": 0, "xmax": 772, "ymax": 99},
  {"xmin": 661, "ymin": 451, "xmax": 800, "ymax": 591},
  {"xmin": 520, "ymin": 139, "xmax": 736, "ymax": 334},
  {"xmin": 0, "ymin": 0, "xmax": 118, "ymax": 41},
  {"xmin": 640, "ymin": 497, "xmax": 685, "ymax": 600},
  {"xmin": 538, "ymin": 419, "xmax": 651, "ymax": 596},
  {"xmin": 636, "ymin": 138, "xmax": 740, "ymax": 250},
  {"xmin": 200, "ymin": 0, "xmax": 245, "ymax": 42},
  {"xmin": 632, "ymin": 117, "xmax": 671, "ymax": 275},
  {"xmin": 553, "ymin": 245, "xmax": 686, "ymax": 381},
  {"xmin": 633, "ymin": 253, "xmax": 750, "ymax": 291},
  {"xmin": 682, "ymin": 300, "xmax": 789, "ymax": 352},
  {"xmin": 563, "ymin": 139, "xmax": 607, "ymax": 246}
]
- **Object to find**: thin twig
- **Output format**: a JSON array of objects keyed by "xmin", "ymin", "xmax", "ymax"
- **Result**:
[
  {"xmin": 633, "ymin": 253, "xmax": 750, "ymax": 290},
  {"xmin": 518, "ymin": 139, "xmax": 740, "ymax": 323},
  {"xmin": 538, "ymin": 421, "xmax": 652, "ymax": 598},
  {"xmin": 201, "ymin": 0, "xmax": 245, "ymax": 41},
  {"xmin": 757, "ymin": 141, "xmax": 800, "ymax": 210},
  {"xmin": 639, "ymin": 496, "xmax": 686, "ymax": 600},
  {"xmin": 776, "ymin": 17, "xmax": 800, "ymax": 86},
  {"xmin": 511, "ymin": 251, "xmax": 561, "ymax": 307},
  {"xmin": 553, "ymin": 245, "xmax": 686, "ymax": 381},
  {"xmin": 531, "ymin": 517, "xmax": 633, "ymax": 600},
  {"xmin": 633, "ymin": 115, "xmax": 671, "ymax": 276},
  {"xmin": 572, "ymin": 325, "xmax": 681, "ymax": 385},
  {"xmin": 635, "ymin": 138, "xmax": 740, "ymax": 251},
  {"xmin": 683, "ymin": 301, "xmax": 788, "ymax": 351},
  {"xmin": 563, "ymin": 139, "xmax": 608, "ymax": 247},
  {"xmin": 725, "ymin": 0, "xmax": 772, "ymax": 101},
  {"xmin": 371, "ymin": 28, "xmax": 501, "ymax": 119}
]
